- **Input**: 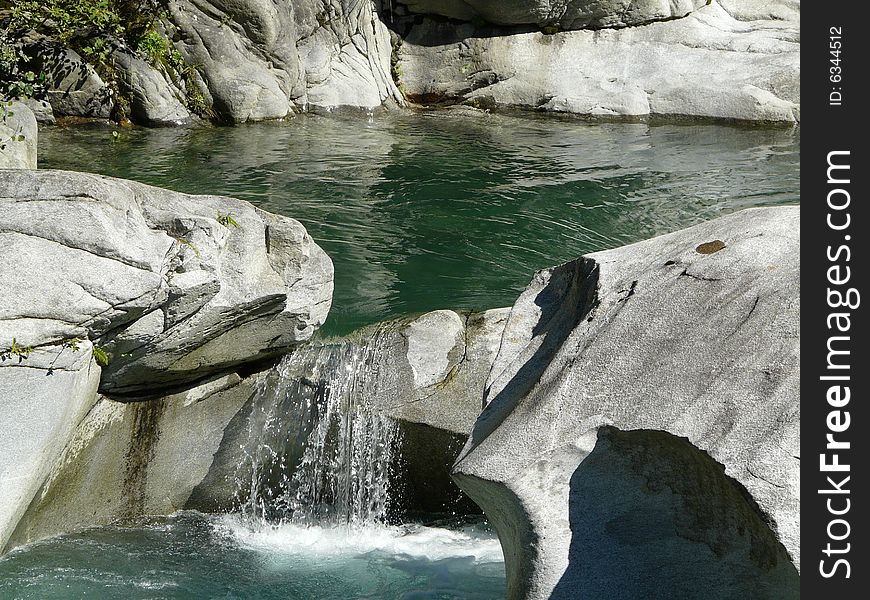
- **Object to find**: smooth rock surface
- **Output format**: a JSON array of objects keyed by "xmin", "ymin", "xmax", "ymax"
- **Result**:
[
  {"xmin": 114, "ymin": 50, "xmax": 192, "ymax": 125},
  {"xmin": 31, "ymin": 44, "xmax": 114, "ymax": 118},
  {"xmin": 189, "ymin": 307, "xmax": 509, "ymax": 514},
  {"xmin": 166, "ymin": 0, "xmax": 402, "ymax": 122},
  {"xmin": 397, "ymin": 1, "xmax": 799, "ymax": 121},
  {"xmin": 453, "ymin": 207, "xmax": 800, "ymax": 599},
  {"xmin": 21, "ymin": 98, "xmax": 55, "ymax": 125},
  {"xmin": 0, "ymin": 341, "xmax": 101, "ymax": 552},
  {"xmin": 400, "ymin": 0, "xmax": 707, "ymax": 29},
  {"xmin": 0, "ymin": 169, "xmax": 333, "ymax": 394},
  {"xmin": 0, "ymin": 101, "xmax": 37, "ymax": 169},
  {"xmin": 4, "ymin": 369, "xmax": 264, "ymax": 552},
  {"xmin": 360, "ymin": 307, "xmax": 510, "ymax": 434},
  {"xmin": 718, "ymin": 0, "xmax": 800, "ymax": 21}
]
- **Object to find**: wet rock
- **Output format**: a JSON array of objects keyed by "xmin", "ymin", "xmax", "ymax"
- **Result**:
[{"xmin": 3, "ymin": 370, "xmax": 264, "ymax": 552}]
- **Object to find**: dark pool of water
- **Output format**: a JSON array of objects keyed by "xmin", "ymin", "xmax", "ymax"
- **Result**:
[{"xmin": 38, "ymin": 111, "xmax": 800, "ymax": 335}]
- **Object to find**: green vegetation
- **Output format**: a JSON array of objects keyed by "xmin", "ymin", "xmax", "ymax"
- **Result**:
[
  {"xmin": 174, "ymin": 236, "xmax": 201, "ymax": 258},
  {"xmin": 92, "ymin": 345, "xmax": 110, "ymax": 366},
  {"xmin": 0, "ymin": 100, "xmax": 27, "ymax": 151},
  {"xmin": 0, "ymin": 0, "xmax": 163, "ymax": 117},
  {"xmin": 0, "ymin": 28, "xmax": 44, "ymax": 100},
  {"xmin": 1, "ymin": 338, "xmax": 32, "ymax": 362},
  {"xmin": 1, "ymin": 1, "xmax": 212, "ymax": 120},
  {"xmin": 62, "ymin": 337, "xmax": 83, "ymax": 352},
  {"xmin": 217, "ymin": 212, "xmax": 239, "ymax": 229},
  {"xmin": 0, "ymin": 1, "xmax": 157, "ymax": 75},
  {"xmin": 136, "ymin": 28, "xmax": 168, "ymax": 64}
]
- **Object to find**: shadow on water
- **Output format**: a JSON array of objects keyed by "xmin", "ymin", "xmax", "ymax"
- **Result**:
[{"xmin": 550, "ymin": 427, "xmax": 799, "ymax": 600}]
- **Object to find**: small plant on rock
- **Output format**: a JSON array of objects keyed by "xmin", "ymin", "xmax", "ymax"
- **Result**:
[
  {"xmin": 92, "ymin": 345, "xmax": 110, "ymax": 366},
  {"xmin": 217, "ymin": 212, "xmax": 239, "ymax": 229},
  {"xmin": 1, "ymin": 338, "xmax": 32, "ymax": 362}
]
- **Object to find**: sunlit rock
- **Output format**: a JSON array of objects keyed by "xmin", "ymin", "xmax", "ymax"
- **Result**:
[{"xmin": 454, "ymin": 206, "xmax": 800, "ymax": 600}]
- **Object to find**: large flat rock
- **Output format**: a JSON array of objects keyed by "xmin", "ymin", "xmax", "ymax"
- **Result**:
[
  {"xmin": 397, "ymin": 1, "xmax": 799, "ymax": 121},
  {"xmin": 0, "ymin": 169, "xmax": 333, "ymax": 395},
  {"xmin": 453, "ymin": 206, "xmax": 800, "ymax": 599}
]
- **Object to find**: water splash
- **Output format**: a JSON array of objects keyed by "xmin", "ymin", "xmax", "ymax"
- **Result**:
[{"xmin": 234, "ymin": 326, "xmax": 402, "ymax": 527}]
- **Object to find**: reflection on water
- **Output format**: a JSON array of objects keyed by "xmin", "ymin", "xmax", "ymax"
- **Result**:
[{"xmin": 39, "ymin": 111, "xmax": 799, "ymax": 334}]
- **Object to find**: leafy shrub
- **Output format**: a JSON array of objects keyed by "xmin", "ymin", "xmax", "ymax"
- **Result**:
[
  {"xmin": 1, "ymin": 1, "xmax": 212, "ymax": 120},
  {"xmin": 137, "ymin": 28, "xmax": 167, "ymax": 64},
  {"xmin": 0, "ymin": 1, "xmax": 165, "ymax": 92}
]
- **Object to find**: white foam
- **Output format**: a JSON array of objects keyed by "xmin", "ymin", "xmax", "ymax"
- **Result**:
[{"xmin": 215, "ymin": 516, "xmax": 504, "ymax": 564}]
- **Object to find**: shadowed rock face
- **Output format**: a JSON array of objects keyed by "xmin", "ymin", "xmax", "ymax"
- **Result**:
[
  {"xmin": 3, "ymin": 371, "xmax": 264, "ymax": 553},
  {"xmin": 0, "ymin": 169, "xmax": 333, "ymax": 395},
  {"xmin": 30, "ymin": 43, "xmax": 115, "ymax": 119},
  {"xmin": 549, "ymin": 427, "xmax": 798, "ymax": 600},
  {"xmin": 453, "ymin": 206, "xmax": 800, "ymax": 600},
  {"xmin": 400, "ymin": 0, "xmax": 707, "ymax": 29}
]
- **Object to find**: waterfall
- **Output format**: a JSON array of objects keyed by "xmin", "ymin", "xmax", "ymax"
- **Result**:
[{"xmin": 233, "ymin": 327, "xmax": 402, "ymax": 527}]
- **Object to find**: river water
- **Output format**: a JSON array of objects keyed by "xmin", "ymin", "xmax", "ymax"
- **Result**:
[
  {"xmin": 36, "ymin": 110, "xmax": 800, "ymax": 335},
  {"xmin": 0, "ymin": 110, "xmax": 799, "ymax": 599}
]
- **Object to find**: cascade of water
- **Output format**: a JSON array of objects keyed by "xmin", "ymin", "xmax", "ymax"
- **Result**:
[{"xmin": 233, "ymin": 327, "xmax": 402, "ymax": 527}]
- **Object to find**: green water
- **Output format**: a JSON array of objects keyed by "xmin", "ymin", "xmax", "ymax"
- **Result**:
[
  {"xmin": 0, "ymin": 513, "xmax": 506, "ymax": 599},
  {"xmin": 38, "ymin": 111, "xmax": 800, "ymax": 335},
  {"xmin": 12, "ymin": 111, "xmax": 800, "ymax": 599}
]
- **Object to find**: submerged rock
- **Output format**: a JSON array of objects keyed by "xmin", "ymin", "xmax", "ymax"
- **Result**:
[
  {"xmin": 0, "ymin": 102, "xmax": 37, "ymax": 169},
  {"xmin": 0, "ymin": 169, "xmax": 333, "ymax": 394},
  {"xmin": 397, "ymin": 1, "xmax": 799, "ymax": 122},
  {"xmin": 452, "ymin": 206, "xmax": 800, "ymax": 599}
]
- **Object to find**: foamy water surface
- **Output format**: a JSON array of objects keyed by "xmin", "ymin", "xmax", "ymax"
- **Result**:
[{"xmin": 0, "ymin": 512, "xmax": 506, "ymax": 599}]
